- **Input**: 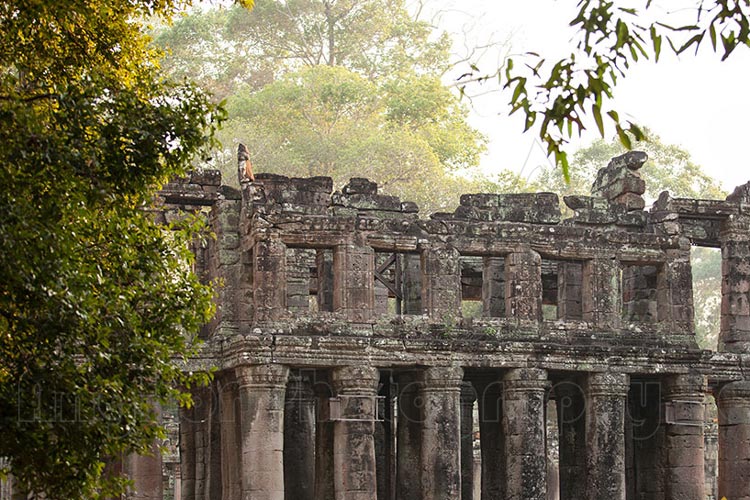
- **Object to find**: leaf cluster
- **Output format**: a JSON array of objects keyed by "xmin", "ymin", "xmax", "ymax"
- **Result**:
[
  {"xmin": 1, "ymin": 0, "xmax": 220, "ymax": 496},
  {"xmin": 459, "ymin": 0, "xmax": 750, "ymax": 179}
]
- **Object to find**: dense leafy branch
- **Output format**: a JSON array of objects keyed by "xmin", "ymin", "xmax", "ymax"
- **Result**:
[{"xmin": 457, "ymin": 0, "xmax": 750, "ymax": 180}]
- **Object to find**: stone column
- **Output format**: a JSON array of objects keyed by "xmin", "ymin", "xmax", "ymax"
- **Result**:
[
  {"xmin": 503, "ymin": 368, "xmax": 548, "ymax": 500},
  {"xmin": 555, "ymin": 380, "xmax": 586, "ymax": 500},
  {"xmin": 179, "ymin": 403, "xmax": 196, "ymax": 500},
  {"xmin": 396, "ymin": 371, "xmax": 423, "ymax": 500},
  {"xmin": 557, "ymin": 262, "xmax": 583, "ymax": 320},
  {"xmin": 332, "ymin": 365, "xmax": 380, "ymax": 500},
  {"xmin": 663, "ymin": 374, "xmax": 706, "ymax": 500},
  {"xmin": 585, "ymin": 372, "xmax": 629, "ymax": 500},
  {"xmin": 333, "ymin": 243, "xmax": 375, "ymax": 323},
  {"xmin": 582, "ymin": 257, "xmax": 621, "ymax": 329},
  {"xmin": 461, "ymin": 382, "xmax": 477, "ymax": 500},
  {"xmin": 314, "ymin": 378, "xmax": 336, "ymax": 500},
  {"xmin": 482, "ymin": 256, "xmax": 505, "ymax": 318},
  {"xmin": 235, "ymin": 364, "xmax": 290, "ymax": 500},
  {"xmin": 719, "ymin": 217, "xmax": 750, "ymax": 352},
  {"xmin": 253, "ymin": 235, "xmax": 287, "ymax": 322},
  {"xmin": 402, "ymin": 253, "xmax": 423, "ymax": 315},
  {"xmin": 505, "ymin": 250, "xmax": 542, "ymax": 322},
  {"xmin": 420, "ymin": 366, "xmax": 464, "ymax": 500},
  {"xmin": 219, "ymin": 375, "xmax": 241, "ymax": 500},
  {"xmin": 284, "ymin": 374, "xmax": 315, "ymax": 500},
  {"xmin": 717, "ymin": 380, "xmax": 750, "ymax": 500},
  {"xmin": 423, "ymin": 245, "xmax": 461, "ymax": 319},
  {"xmin": 124, "ymin": 444, "xmax": 163, "ymax": 500},
  {"xmin": 477, "ymin": 379, "xmax": 505, "ymax": 500},
  {"xmin": 662, "ymin": 244, "xmax": 695, "ymax": 335}
]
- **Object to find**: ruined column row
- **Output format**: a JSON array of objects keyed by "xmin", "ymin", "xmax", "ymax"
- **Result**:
[{"xmin": 169, "ymin": 365, "xmax": 750, "ymax": 500}]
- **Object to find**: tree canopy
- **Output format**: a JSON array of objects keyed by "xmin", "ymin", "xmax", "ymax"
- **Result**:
[
  {"xmin": 155, "ymin": 0, "xmax": 487, "ymax": 213},
  {"xmin": 0, "ymin": 0, "xmax": 222, "ymax": 497}
]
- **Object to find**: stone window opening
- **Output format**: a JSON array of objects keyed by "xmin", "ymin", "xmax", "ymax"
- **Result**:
[
  {"xmin": 374, "ymin": 251, "xmax": 422, "ymax": 316},
  {"xmin": 541, "ymin": 258, "xmax": 583, "ymax": 321},
  {"xmin": 286, "ymin": 247, "xmax": 334, "ymax": 315},
  {"xmin": 690, "ymin": 245, "xmax": 721, "ymax": 350},
  {"xmin": 460, "ymin": 255, "xmax": 506, "ymax": 319},
  {"xmin": 621, "ymin": 262, "xmax": 665, "ymax": 323}
]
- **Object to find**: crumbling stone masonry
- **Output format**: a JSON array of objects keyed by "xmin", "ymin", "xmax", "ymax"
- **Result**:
[{"xmin": 127, "ymin": 152, "xmax": 750, "ymax": 499}]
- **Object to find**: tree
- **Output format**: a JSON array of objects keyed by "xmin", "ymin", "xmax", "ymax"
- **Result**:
[
  {"xmin": 218, "ymin": 65, "xmax": 485, "ymax": 212},
  {"xmin": 154, "ymin": 0, "xmax": 452, "ymax": 101},
  {"xmin": 154, "ymin": 1, "xmax": 488, "ymax": 214},
  {"xmin": 458, "ymin": 0, "xmax": 750, "ymax": 177},
  {"xmin": 0, "ymin": 0, "xmax": 228, "ymax": 496}
]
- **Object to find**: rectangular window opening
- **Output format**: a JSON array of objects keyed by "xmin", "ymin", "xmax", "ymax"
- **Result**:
[
  {"xmin": 374, "ymin": 252, "xmax": 422, "ymax": 316},
  {"xmin": 286, "ymin": 247, "xmax": 334, "ymax": 315},
  {"xmin": 691, "ymin": 246, "xmax": 721, "ymax": 350},
  {"xmin": 460, "ymin": 256, "xmax": 484, "ymax": 319}
]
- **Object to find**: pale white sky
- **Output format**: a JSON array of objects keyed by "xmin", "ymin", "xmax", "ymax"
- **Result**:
[{"xmin": 429, "ymin": 0, "xmax": 750, "ymax": 194}]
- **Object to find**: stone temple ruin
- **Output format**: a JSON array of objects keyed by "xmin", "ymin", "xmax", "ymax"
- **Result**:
[{"xmin": 23, "ymin": 151, "xmax": 750, "ymax": 499}]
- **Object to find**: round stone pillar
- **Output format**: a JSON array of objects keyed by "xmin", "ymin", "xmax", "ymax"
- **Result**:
[
  {"xmin": 420, "ymin": 366, "xmax": 464, "ymax": 500},
  {"xmin": 663, "ymin": 374, "xmax": 706, "ymax": 500},
  {"xmin": 717, "ymin": 380, "xmax": 750, "ymax": 500},
  {"xmin": 235, "ymin": 363, "xmax": 290, "ymax": 500},
  {"xmin": 585, "ymin": 372, "xmax": 629, "ymax": 500},
  {"xmin": 503, "ymin": 368, "xmax": 549, "ymax": 500},
  {"xmin": 332, "ymin": 365, "xmax": 380, "ymax": 500}
]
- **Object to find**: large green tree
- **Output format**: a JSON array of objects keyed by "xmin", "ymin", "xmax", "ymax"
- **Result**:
[
  {"xmin": 155, "ymin": 0, "xmax": 452, "ymax": 101},
  {"xmin": 0, "ymin": 0, "xmax": 227, "ymax": 497},
  {"xmin": 219, "ymin": 65, "xmax": 484, "ymax": 212},
  {"xmin": 155, "ymin": 0, "xmax": 487, "ymax": 214}
]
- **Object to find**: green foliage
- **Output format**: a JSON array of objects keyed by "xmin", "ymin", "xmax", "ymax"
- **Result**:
[
  {"xmin": 458, "ymin": 1, "xmax": 750, "ymax": 177},
  {"xmin": 1, "ymin": 0, "xmax": 220, "ymax": 497},
  {"xmin": 154, "ymin": 0, "xmax": 452, "ymax": 101},
  {"xmin": 217, "ymin": 65, "xmax": 485, "ymax": 213}
]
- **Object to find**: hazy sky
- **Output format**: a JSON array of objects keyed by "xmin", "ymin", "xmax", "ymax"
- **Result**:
[{"xmin": 430, "ymin": 0, "xmax": 750, "ymax": 194}]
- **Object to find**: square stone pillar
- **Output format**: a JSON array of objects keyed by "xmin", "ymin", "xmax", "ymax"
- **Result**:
[
  {"xmin": 314, "ymin": 375, "xmax": 336, "ymax": 500},
  {"xmin": 219, "ymin": 374, "xmax": 241, "ymax": 500},
  {"xmin": 124, "ymin": 445, "xmax": 163, "ymax": 500},
  {"xmin": 717, "ymin": 380, "xmax": 750, "ymax": 500},
  {"xmin": 179, "ymin": 403, "xmax": 197, "ymax": 500},
  {"xmin": 505, "ymin": 250, "xmax": 542, "ymax": 321},
  {"xmin": 333, "ymin": 244, "xmax": 375, "ymax": 323},
  {"xmin": 662, "ymin": 244, "xmax": 695, "ymax": 335},
  {"xmin": 284, "ymin": 374, "xmax": 315, "ymax": 500},
  {"xmin": 253, "ymin": 235, "xmax": 287, "ymax": 322},
  {"xmin": 503, "ymin": 368, "xmax": 549, "ymax": 500},
  {"xmin": 482, "ymin": 256, "xmax": 505, "ymax": 318},
  {"xmin": 719, "ymin": 218, "xmax": 750, "ymax": 353},
  {"xmin": 554, "ymin": 380, "xmax": 586, "ymax": 500},
  {"xmin": 663, "ymin": 374, "xmax": 706, "ymax": 500},
  {"xmin": 461, "ymin": 382, "xmax": 477, "ymax": 500},
  {"xmin": 396, "ymin": 371, "xmax": 423, "ymax": 500},
  {"xmin": 332, "ymin": 365, "xmax": 380, "ymax": 500},
  {"xmin": 423, "ymin": 245, "xmax": 461, "ymax": 319},
  {"xmin": 420, "ymin": 366, "xmax": 464, "ymax": 500},
  {"xmin": 582, "ymin": 257, "xmax": 621, "ymax": 329},
  {"xmin": 476, "ymin": 379, "xmax": 505, "ymax": 500},
  {"xmin": 235, "ymin": 364, "xmax": 290, "ymax": 500},
  {"xmin": 585, "ymin": 372, "xmax": 629, "ymax": 500}
]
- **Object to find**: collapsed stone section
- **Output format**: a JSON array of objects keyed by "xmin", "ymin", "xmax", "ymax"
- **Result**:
[
  {"xmin": 434, "ymin": 192, "xmax": 561, "ymax": 224},
  {"xmin": 591, "ymin": 150, "xmax": 648, "ymax": 211}
]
